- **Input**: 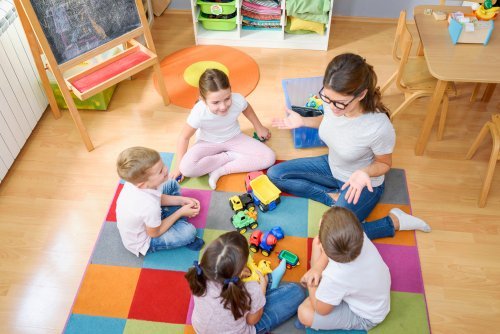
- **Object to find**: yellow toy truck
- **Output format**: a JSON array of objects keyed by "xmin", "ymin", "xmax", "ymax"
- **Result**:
[{"xmin": 249, "ymin": 175, "xmax": 281, "ymax": 212}]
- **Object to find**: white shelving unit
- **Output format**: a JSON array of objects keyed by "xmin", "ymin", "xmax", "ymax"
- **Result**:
[{"xmin": 191, "ymin": 0, "xmax": 334, "ymax": 51}]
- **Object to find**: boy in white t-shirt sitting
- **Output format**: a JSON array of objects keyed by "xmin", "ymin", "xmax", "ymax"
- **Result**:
[
  {"xmin": 116, "ymin": 147, "xmax": 204, "ymax": 257},
  {"xmin": 297, "ymin": 207, "xmax": 391, "ymax": 331}
]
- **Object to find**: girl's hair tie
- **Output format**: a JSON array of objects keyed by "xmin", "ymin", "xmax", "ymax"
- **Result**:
[
  {"xmin": 193, "ymin": 261, "xmax": 203, "ymax": 276},
  {"xmin": 224, "ymin": 276, "xmax": 239, "ymax": 285}
]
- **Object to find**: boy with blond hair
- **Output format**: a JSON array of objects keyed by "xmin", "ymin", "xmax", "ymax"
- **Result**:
[
  {"xmin": 116, "ymin": 146, "xmax": 204, "ymax": 256},
  {"xmin": 297, "ymin": 207, "xmax": 391, "ymax": 331}
]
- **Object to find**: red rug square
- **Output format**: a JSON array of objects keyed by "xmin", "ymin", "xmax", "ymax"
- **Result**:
[
  {"xmin": 128, "ymin": 269, "xmax": 191, "ymax": 324},
  {"xmin": 105, "ymin": 183, "xmax": 123, "ymax": 222}
]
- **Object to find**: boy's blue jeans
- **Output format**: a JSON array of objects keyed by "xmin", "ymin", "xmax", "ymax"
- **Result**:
[
  {"xmin": 255, "ymin": 276, "xmax": 306, "ymax": 334},
  {"xmin": 148, "ymin": 180, "xmax": 197, "ymax": 253},
  {"xmin": 267, "ymin": 155, "xmax": 395, "ymax": 240}
]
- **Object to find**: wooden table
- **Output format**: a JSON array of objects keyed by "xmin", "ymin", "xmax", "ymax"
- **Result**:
[{"xmin": 413, "ymin": 5, "xmax": 500, "ymax": 155}]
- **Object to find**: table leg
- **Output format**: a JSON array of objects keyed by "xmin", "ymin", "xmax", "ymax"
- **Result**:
[
  {"xmin": 481, "ymin": 83, "xmax": 497, "ymax": 102},
  {"xmin": 415, "ymin": 79, "xmax": 448, "ymax": 155},
  {"xmin": 416, "ymin": 41, "xmax": 424, "ymax": 56}
]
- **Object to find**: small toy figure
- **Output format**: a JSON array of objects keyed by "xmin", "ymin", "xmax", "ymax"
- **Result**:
[
  {"xmin": 249, "ymin": 226, "xmax": 284, "ymax": 256},
  {"xmin": 305, "ymin": 94, "xmax": 324, "ymax": 112},
  {"xmin": 253, "ymin": 131, "xmax": 267, "ymax": 142},
  {"xmin": 241, "ymin": 256, "xmax": 273, "ymax": 282},
  {"xmin": 277, "ymin": 249, "xmax": 300, "ymax": 269}
]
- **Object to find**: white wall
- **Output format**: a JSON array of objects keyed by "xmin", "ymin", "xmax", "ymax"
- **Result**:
[{"xmin": 168, "ymin": 0, "xmax": 463, "ymax": 18}]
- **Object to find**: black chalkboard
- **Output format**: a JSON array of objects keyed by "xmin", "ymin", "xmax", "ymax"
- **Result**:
[{"xmin": 30, "ymin": 0, "xmax": 141, "ymax": 64}]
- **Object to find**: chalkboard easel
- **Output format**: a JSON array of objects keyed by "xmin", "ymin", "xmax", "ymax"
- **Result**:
[{"xmin": 14, "ymin": 0, "xmax": 169, "ymax": 151}]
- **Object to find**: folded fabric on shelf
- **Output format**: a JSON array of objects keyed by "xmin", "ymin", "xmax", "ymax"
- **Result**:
[
  {"xmin": 288, "ymin": 16, "xmax": 325, "ymax": 35},
  {"xmin": 286, "ymin": 0, "xmax": 330, "ymax": 14},
  {"xmin": 285, "ymin": 0, "xmax": 330, "ymax": 23},
  {"xmin": 242, "ymin": 16, "xmax": 281, "ymax": 26},
  {"xmin": 244, "ymin": 0, "xmax": 280, "ymax": 8},
  {"xmin": 242, "ymin": 1, "xmax": 282, "ymax": 15},
  {"xmin": 242, "ymin": 9, "xmax": 281, "ymax": 20}
]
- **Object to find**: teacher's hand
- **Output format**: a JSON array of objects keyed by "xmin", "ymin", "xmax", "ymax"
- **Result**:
[
  {"xmin": 271, "ymin": 108, "xmax": 304, "ymax": 129},
  {"xmin": 341, "ymin": 170, "xmax": 373, "ymax": 204}
]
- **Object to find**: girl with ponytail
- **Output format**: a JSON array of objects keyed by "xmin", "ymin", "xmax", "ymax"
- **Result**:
[
  {"xmin": 268, "ymin": 53, "xmax": 431, "ymax": 241},
  {"xmin": 185, "ymin": 231, "xmax": 304, "ymax": 334}
]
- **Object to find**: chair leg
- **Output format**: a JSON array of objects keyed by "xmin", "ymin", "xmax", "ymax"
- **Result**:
[
  {"xmin": 380, "ymin": 71, "xmax": 397, "ymax": 95},
  {"xmin": 466, "ymin": 123, "xmax": 490, "ymax": 159},
  {"xmin": 478, "ymin": 131, "xmax": 500, "ymax": 207},
  {"xmin": 437, "ymin": 93, "xmax": 449, "ymax": 140},
  {"xmin": 481, "ymin": 83, "xmax": 497, "ymax": 103},
  {"xmin": 390, "ymin": 92, "xmax": 429, "ymax": 120},
  {"xmin": 470, "ymin": 83, "xmax": 482, "ymax": 102}
]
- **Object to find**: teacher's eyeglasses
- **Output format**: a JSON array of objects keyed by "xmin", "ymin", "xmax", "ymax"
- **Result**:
[{"xmin": 319, "ymin": 88, "xmax": 358, "ymax": 110}]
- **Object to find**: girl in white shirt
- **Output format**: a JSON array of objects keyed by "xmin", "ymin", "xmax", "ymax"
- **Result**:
[{"xmin": 169, "ymin": 69, "xmax": 275, "ymax": 189}]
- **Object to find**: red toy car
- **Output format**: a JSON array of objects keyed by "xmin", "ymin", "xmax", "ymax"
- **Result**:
[{"xmin": 245, "ymin": 171, "xmax": 264, "ymax": 192}]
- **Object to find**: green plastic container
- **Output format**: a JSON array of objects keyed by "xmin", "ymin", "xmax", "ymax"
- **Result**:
[
  {"xmin": 198, "ymin": 12, "xmax": 236, "ymax": 31},
  {"xmin": 197, "ymin": 0, "xmax": 236, "ymax": 15},
  {"xmin": 50, "ymin": 83, "xmax": 116, "ymax": 110}
]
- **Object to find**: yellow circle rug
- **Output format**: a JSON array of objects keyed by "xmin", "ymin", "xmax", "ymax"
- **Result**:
[{"xmin": 154, "ymin": 45, "xmax": 260, "ymax": 109}]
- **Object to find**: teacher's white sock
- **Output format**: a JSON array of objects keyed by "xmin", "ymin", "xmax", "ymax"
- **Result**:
[{"xmin": 390, "ymin": 208, "xmax": 431, "ymax": 232}]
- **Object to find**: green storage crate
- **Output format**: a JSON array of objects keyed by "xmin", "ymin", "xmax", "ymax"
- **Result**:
[
  {"xmin": 46, "ymin": 47, "xmax": 121, "ymax": 110},
  {"xmin": 197, "ymin": 0, "xmax": 236, "ymax": 15},
  {"xmin": 50, "ymin": 83, "xmax": 116, "ymax": 110},
  {"xmin": 198, "ymin": 12, "xmax": 236, "ymax": 31}
]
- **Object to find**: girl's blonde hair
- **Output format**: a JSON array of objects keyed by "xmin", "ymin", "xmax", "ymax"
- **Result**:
[
  {"xmin": 185, "ymin": 231, "xmax": 251, "ymax": 320},
  {"xmin": 198, "ymin": 69, "xmax": 231, "ymax": 100},
  {"xmin": 116, "ymin": 146, "xmax": 161, "ymax": 184}
]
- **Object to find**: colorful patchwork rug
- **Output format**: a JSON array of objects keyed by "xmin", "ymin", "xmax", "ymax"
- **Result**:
[{"xmin": 63, "ymin": 153, "xmax": 430, "ymax": 334}]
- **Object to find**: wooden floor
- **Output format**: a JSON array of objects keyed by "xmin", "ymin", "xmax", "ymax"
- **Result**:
[{"xmin": 1, "ymin": 12, "xmax": 499, "ymax": 334}]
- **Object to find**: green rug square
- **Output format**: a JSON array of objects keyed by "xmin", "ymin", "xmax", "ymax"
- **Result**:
[
  {"xmin": 123, "ymin": 320, "xmax": 185, "ymax": 333},
  {"xmin": 369, "ymin": 291, "xmax": 429, "ymax": 334},
  {"xmin": 307, "ymin": 200, "xmax": 329, "ymax": 237},
  {"xmin": 181, "ymin": 174, "xmax": 211, "ymax": 190},
  {"xmin": 169, "ymin": 154, "xmax": 211, "ymax": 190}
]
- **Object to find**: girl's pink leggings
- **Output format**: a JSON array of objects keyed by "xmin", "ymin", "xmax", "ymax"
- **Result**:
[{"xmin": 179, "ymin": 133, "xmax": 276, "ymax": 177}]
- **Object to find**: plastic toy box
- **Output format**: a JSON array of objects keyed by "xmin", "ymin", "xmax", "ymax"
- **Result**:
[
  {"xmin": 198, "ymin": 12, "xmax": 236, "ymax": 31},
  {"xmin": 282, "ymin": 76, "xmax": 326, "ymax": 148},
  {"xmin": 197, "ymin": 0, "xmax": 236, "ymax": 15},
  {"xmin": 46, "ymin": 47, "xmax": 121, "ymax": 110}
]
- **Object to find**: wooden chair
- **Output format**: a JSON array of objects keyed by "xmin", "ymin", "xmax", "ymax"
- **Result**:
[
  {"xmin": 380, "ymin": 10, "xmax": 406, "ymax": 95},
  {"xmin": 465, "ymin": 114, "xmax": 500, "ymax": 207},
  {"xmin": 389, "ymin": 10, "xmax": 453, "ymax": 140}
]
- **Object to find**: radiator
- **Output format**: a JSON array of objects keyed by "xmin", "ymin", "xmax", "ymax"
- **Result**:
[{"xmin": 0, "ymin": 0, "xmax": 48, "ymax": 182}]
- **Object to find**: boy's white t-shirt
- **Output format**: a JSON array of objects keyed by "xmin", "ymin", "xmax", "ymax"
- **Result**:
[
  {"xmin": 318, "ymin": 107, "xmax": 395, "ymax": 187},
  {"xmin": 187, "ymin": 93, "xmax": 248, "ymax": 143},
  {"xmin": 115, "ymin": 181, "xmax": 163, "ymax": 256},
  {"xmin": 316, "ymin": 233, "xmax": 391, "ymax": 323}
]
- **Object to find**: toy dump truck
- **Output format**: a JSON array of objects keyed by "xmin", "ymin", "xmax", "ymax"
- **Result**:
[{"xmin": 249, "ymin": 175, "xmax": 281, "ymax": 212}]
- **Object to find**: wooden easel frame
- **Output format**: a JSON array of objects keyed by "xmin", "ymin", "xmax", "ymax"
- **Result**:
[{"xmin": 14, "ymin": 0, "xmax": 169, "ymax": 151}]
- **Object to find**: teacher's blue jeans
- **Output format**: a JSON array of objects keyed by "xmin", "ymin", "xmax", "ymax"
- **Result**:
[
  {"xmin": 255, "ymin": 276, "xmax": 306, "ymax": 334},
  {"xmin": 267, "ymin": 155, "xmax": 395, "ymax": 239}
]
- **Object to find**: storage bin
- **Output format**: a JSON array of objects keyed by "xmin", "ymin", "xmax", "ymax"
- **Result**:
[
  {"xmin": 282, "ymin": 76, "xmax": 326, "ymax": 148},
  {"xmin": 197, "ymin": 0, "xmax": 236, "ymax": 15},
  {"xmin": 50, "ymin": 83, "xmax": 116, "ymax": 110},
  {"xmin": 198, "ymin": 12, "xmax": 236, "ymax": 31},
  {"xmin": 46, "ymin": 47, "xmax": 121, "ymax": 110}
]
